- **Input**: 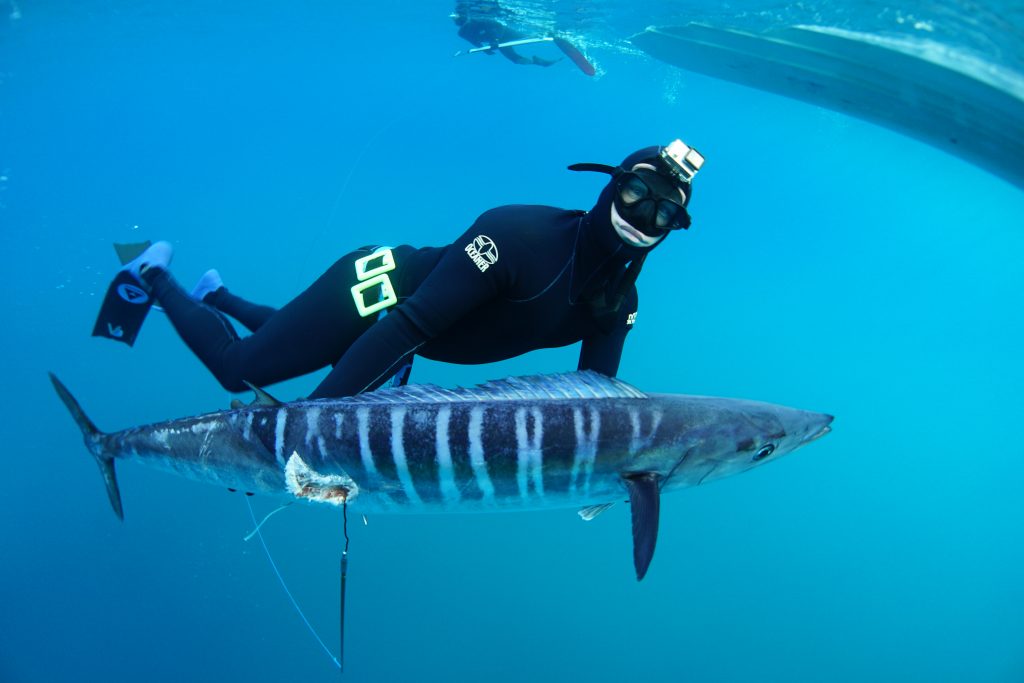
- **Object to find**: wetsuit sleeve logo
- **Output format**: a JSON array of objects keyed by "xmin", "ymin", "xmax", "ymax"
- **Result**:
[
  {"xmin": 626, "ymin": 311, "xmax": 637, "ymax": 327},
  {"xmin": 464, "ymin": 235, "xmax": 499, "ymax": 272}
]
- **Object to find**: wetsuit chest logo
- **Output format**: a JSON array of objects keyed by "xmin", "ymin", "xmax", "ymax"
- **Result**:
[{"xmin": 464, "ymin": 235, "xmax": 499, "ymax": 272}]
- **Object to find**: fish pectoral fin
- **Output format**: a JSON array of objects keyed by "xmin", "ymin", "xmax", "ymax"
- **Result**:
[
  {"xmin": 577, "ymin": 502, "xmax": 615, "ymax": 521},
  {"xmin": 623, "ymin": 472, "xmax": 662, "ymax": 581},
  {"xmin": 242, "ymin": 380, "xmax": 283, "ymax": 406}
]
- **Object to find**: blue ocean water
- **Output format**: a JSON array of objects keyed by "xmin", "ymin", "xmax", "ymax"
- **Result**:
[{"xmin": 2, "ymin": 1, "xmax": 1023, "ymax": 681}]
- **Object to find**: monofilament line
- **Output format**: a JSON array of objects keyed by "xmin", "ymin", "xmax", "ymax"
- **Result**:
[{"xmin": 244, "ymin": 496, "xmax": 341, "ymax": 670}]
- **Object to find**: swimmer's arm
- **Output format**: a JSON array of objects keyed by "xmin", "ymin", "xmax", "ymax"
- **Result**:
[
  {"xmin": 577, "ymin": 288, "xmax": 638, "ymax": 378},
  {"xmin": 577, "ymin": 328, "xmax": 628, "ymax": 377},
  {"xmin": 309, "ymin": 309, "xmax": 428, "ymax": 399}
]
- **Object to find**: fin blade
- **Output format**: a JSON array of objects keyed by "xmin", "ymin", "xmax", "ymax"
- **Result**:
[
  {"xmin": 553, "ymin": 37, "xmax": 596, "ymax": 76},
  {"xmin": 49, "ymin": 373, "xmax": 124, "ymax": 520},
  {"xmin": 624, "ymin": 473, "xmax": 661, "ymax": 581},
  {"xmin": 91, "ymin": 270, "xmax": 154, "ymax": 347},
  {"xmin": 113, "ymin": 241, "xmax": 152, "ymax": 266}
]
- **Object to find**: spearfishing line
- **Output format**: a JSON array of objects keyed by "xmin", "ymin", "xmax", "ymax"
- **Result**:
[
  {"xmin": 244, "ymin": 496, "xmax": 341, "ymax": 670},
  {"xmin": 339, "ymin": 500, "xmax": 350, "ymax": 672},
  {"xmin": 242, "ymin": 501, "xmax": 294, "ymax": 542}
]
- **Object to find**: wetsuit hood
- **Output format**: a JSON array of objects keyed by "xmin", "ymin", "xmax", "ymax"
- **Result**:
[
  {"xmin": 563, "ymin": 146, "xmax": 663, "ymax": 316},
  {"xmin": 576, "ymin": 145, "xmax": 691, "ymax": 260}
]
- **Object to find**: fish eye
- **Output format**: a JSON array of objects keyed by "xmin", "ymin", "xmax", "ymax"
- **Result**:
[{"xmin": 752, "ymin": 444, "xmax": 775, "ymax": 462}]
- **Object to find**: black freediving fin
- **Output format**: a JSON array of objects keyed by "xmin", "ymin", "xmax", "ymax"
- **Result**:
[
  {"xmin": 553, "ymin": 37, "xmax": 596, "ymax": 76},
  {"xmin": 623, "ymin": 472, "xmax": 662, "ymax": 581},
  {"xmin": 91, "ymin": 241, "xmax": 155, "ymax": 347},
  {"xmin": 113, "ymin": 241, "xmax": 152, "ymax": 266},
  {"xmin": 243, "ymin": 380, "xmax": 283, "ymax": 406}
]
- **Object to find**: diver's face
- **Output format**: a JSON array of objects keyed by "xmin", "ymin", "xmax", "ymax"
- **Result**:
[
  {"xmin": 610, "ymin": 202, "xmax": 667, "ymax": 248},
  {"xmin": 611, "ymin": 203, "xmax": 664, "ymax": 247},
  {"xmin": 609, "ymin": 162, "xmax": 687, "ymax": 247}
]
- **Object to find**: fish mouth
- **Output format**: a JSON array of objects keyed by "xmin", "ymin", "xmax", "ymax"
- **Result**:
[{"xmin": 804, "ymin": 418, "xmax": 833, "ymax": 444}]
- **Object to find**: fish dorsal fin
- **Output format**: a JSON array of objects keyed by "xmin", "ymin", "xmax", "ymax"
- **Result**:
[
  {"xmin": 346, "ymin": 371, "xmax": 647, "ymax": 405},
  {"xmin": 623, "ymin": 472, "xmax": 662, "ymax": 581},
  {"xmin": 243, "ymin": 381, "xmax": 282, "ymax": 406},
  {"xmin": 577, "ymin": 502, "xmax": 615, "ymax": 521}
]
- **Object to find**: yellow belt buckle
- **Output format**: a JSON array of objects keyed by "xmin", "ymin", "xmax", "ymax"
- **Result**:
[
  {"xmin": 354, "ymin": 248, "xmax": 395, "ymax": 280},
  {"xmin": 351, "ymin": 248, "xmax": 397, "ymax": 317}
]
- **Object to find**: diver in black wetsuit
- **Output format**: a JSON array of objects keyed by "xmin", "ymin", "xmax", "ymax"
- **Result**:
[
  {"xmin": 451, "ymin": 1, "xmax": 559, "ymax": 67},
  {"xmin": 104, "ymin": 140, "xmax": 705, "ymax": 399}
]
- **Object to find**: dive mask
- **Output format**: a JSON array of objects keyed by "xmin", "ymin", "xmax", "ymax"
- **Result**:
[
  {"xmin": 569, "ymin": 139, "xmax": 705, "ymax": 237},
  {"xmin": 615, "ymin": 169, "xmax": 690, "ymax": 234}
]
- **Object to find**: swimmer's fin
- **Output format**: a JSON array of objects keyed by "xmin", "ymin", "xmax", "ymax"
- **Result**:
[
  {"xmin": 553, "ymin": 37, "xmax": 596, "ymax": 76},
  {"xmin": 623, "ymin": 472, "xmax": 661, "ymax": 581},
  {"xmin": 92, "ymin": 269, "xmax": 155, "ymax": 346},
  {"xmin": 92, "ymin": 242, "xmax": 165, "ymax": 346},
  {"xmin": 113, "ymin": 241, "xmax": 152, "ymax": 266}
]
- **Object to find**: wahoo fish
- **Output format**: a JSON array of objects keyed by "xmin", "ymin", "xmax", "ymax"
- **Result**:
[{"xmin": 51, "ymin": 371, "xmax": 832, "ymax": 579}]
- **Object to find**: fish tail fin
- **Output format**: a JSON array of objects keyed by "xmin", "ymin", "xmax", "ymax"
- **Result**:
[{"xmin": 48, "ymin": 373, "xmax": 124, "ymax": 520}]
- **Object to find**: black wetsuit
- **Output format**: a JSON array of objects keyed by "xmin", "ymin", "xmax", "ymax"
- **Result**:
[
  {"xmin": 147, "ymin": 206, "xmax": 640, "ymax": 399},
  {"xmin": 144, "ymin": 149, "xmax": 669, "ymax": 400}
]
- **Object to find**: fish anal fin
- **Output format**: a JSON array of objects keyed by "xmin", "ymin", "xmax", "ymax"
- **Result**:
[
  {"xmin": 243, "ymin": 381, "xmax": 282, "ymax": 406},
  {"xmin": 577, "ymin": 502, "xmax": 615, "ymax": 521},
  {"xmin": 623, "ymin": 472, "xmax": 661, "ymax": 581}
]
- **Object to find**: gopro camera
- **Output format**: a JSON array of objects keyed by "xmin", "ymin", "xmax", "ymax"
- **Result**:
[{"xmin": 659, "ymin": 139, "xmax": 705, "ymax": 183}]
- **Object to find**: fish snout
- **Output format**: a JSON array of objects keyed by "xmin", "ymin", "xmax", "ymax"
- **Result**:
[{"xmin": 804, "ymin": 414, "xmax": 833, "ymax": 444}]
